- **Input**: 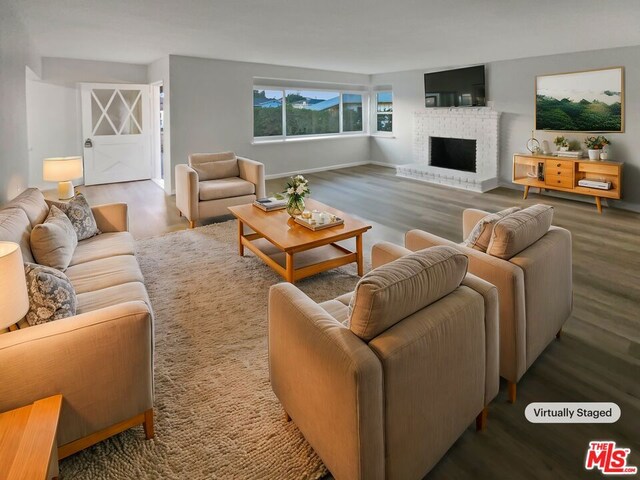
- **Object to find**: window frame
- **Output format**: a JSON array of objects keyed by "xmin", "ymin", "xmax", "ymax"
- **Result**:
[
  {"xmin": 373, "ymin": 90, "xmax": 394, "ymax": 136},
  {"xmin": 252, "ymin": 85, "xmax": 368, "ymax": 142}
]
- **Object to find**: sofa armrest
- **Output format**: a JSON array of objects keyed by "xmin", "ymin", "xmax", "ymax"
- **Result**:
[
  {"xmin": 237, "ymin": 156, "xmax": 266, "ymax": 199},
  {"xmin": 406, "ymin": 229, "xmax": 527, "ymax": 382},
  {"xmin": 91, "ymin": 203, "xmax": 129, "ymax": 232},
  {"xmin": 371, "ymin": 241, "xmax": 412, "ymax": 269},
  {"xmin": 462, "ymin": 208, "xmax": 490, "ymax": 239},
  {"xmin": 268, "ymin": 283, "xmax": 384, "ymax": 480},
  {"xmin": 0, "ymin": 301, "xmax": 153, "ymax": 447},
  {"xmin": 461, "ymin": 274, "xmax": 499, "ymax": 405},
  {"xmin": 175, "ymin": 164, "xmax": 199, "ymax": 221}
]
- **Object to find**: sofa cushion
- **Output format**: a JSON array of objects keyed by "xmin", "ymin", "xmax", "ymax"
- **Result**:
[
  {"xmin": 24, "ymin": 262, "xmax": 77, "ymax": 326},
  {"xmin": 0, "ymin": 188, "xmax": 49, "ymax": 227},
  {"xmin": 0, "ymin": 208, "xmax": 34, "ymax": 263},
  {"xmin": 319, "ymin": 292, "xmax": 353, "ymax": 326},
  {"xmin": 30, "ymin": 205, "xmax": 78, "ymax": 270},
  {"xmin": 65, "ymin": 255, "xmax": 144, "ymax": 294},
  {"xmin": 199, "ymin": 177, "xmax": 255, "ymax": 201},
  {"xmin": 349, "ymin": 246, "xmax": 468, "ymax": 341},
  {"xmin": 189, "ymin": 152, "xmax": 240, "ymax": 181},
  {"xmin": 487, "ymin": 204, "xmax": 554, "ymax": 260},
  {"xmin": 69, "ymin": 232, "xmax": 135, "ymax": 266},
  {"xmin": 462, "ymin": 207, "xmax": 520, "ymax": 252},
  {"xmin": 48, "ymin": 193, "xmax": 100, "ymax": 241},
  {"xmin": 76, "ymin": 281, "xmax": 150, "ymax": 314}
]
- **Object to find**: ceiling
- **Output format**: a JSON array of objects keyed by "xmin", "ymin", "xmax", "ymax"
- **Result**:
[{"xmin": 15, "ymin": 0, "xmax": 640, "ymax": 74}]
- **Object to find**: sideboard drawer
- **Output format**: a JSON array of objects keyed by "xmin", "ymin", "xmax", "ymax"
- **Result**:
[
  {"xmin": 545, "ymin": 175, "xmax": 573, "ymax": 189},
  {"xmin": 545, "ymin": 160, "xmax": 574, "ymax": 174},
  {"xmin": 578, "ymin": 163, "xmax": 619, "ymax": 176}
]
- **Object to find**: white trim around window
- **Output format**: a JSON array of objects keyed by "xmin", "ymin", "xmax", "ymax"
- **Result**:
[{"xmin": 373, "ymin": 90, "xmax": 394, "ymax": 136}]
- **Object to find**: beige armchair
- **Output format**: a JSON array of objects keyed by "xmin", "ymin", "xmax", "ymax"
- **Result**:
[
  {"xmin": 269, "ymin": 244, "xmax": 499, "ymax": 480},
  {"xmin": 405, "ymin": 206, "xmax": 572, "ymax": 403},
  {"xmin": 175, "ymin": 152, "xmax": 265, "ymax": 228}
]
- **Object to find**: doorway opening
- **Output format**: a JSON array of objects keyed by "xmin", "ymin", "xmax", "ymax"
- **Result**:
[{"xmin": 151, "ymin": 82, "xmax": 164, "ymax": 189}]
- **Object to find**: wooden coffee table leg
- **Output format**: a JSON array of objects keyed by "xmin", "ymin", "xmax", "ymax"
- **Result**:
[
  {"xmin": 237, "ymin": 220, "xmax": 244, "ymax": 256},
  {"xmin": 285, "ymin": 252, "xmax": 295, "ymax": 283},
  {"xmin": 356, "ymin": 234, "xmax": 364, "ymax": 276}
]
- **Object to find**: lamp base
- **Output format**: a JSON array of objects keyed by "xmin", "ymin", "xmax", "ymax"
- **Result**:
[{"xmin": 57, "ymin": 181, "xmax": 75, "ymax": 200}]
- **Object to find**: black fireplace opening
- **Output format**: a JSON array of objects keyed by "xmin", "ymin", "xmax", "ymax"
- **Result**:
[{"xmin": 430, "ymin": 137, "xmax": 477, "ymax": 173}]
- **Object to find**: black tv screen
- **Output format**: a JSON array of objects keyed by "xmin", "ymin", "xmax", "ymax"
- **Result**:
[{"xmin": 424, "ymin": 65, "xmax": 486, "ymax": 107}]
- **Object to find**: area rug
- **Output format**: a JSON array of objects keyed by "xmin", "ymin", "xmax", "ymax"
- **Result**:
[{"xmin": 59, "ymin": 220, "xmax": 364, "ymax": 479}]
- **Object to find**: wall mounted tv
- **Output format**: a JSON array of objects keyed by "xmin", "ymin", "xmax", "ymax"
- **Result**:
[{"xmin": 424, "ymin": 65, "xmax": 486, "ymax": 107}]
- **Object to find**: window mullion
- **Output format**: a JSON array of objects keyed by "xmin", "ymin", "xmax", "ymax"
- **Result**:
[{"xmin": 282, "ymin": 89, "xmax": 287, "ymax": 139}]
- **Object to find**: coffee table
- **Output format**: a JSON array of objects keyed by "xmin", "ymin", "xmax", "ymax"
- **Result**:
[{"xmin": 228, "ymin": 199, "xmax": 371, "ymax": 283}]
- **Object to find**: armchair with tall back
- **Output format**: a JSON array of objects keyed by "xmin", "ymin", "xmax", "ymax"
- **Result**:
[
  {"xmin": 268, "ymin": 244, "xmax": 499, "ymax": 480},
  {"xmin": 404, "ymin": 204, "xmax": 573, "ymax": 403},
  {"xmin": 175, "ymin": 152, "xmax": 265, "ymax": 228}
]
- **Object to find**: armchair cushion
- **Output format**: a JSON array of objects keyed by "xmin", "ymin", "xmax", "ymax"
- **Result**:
[
  {"xmin": 199, "ymin": 177, "xmax": 255, "ymax": 201},
  {"xmin": 463, "ymin": 207, "xmax": 520, "ymax": 252},
  {"xmin": 487, "ymin": 204, "xmax": 553, "ymax": 260},
  {"xmin": 349, "ymin": 246, "xmax": 468, "ymax": 341},
  {"xmin": 189, "ymin": 152, "xmax": 240, "ymax": 181}
]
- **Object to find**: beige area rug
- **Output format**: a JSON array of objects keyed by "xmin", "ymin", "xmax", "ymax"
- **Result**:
[{"xmin": 59, "ymin": 220, "xmax": 364, "ymax": 479}]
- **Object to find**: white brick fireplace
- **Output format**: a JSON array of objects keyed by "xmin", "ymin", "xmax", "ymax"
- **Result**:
[{"xmin": 396, "ymin": 108, "xmax": 501, "ymax": 192}]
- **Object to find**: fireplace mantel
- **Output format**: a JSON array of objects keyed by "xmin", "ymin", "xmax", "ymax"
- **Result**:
[{"xmin": 397, "ymin": 108, "xmax": 501, "ymax": 192}]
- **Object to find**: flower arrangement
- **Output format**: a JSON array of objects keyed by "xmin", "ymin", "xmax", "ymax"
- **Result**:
[
  {"xmin": 282, "ymin": 175, "xmax": 310, "ymax": 216},
  {"xmin": 584, "ymin": 135, "xmax": 610, "ymax": 150},
  {"xmin": 553, "ymin": 136, "xmax": 569, "ymax": 149}
]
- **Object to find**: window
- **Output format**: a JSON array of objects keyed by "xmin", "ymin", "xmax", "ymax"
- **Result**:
[
  {"xmin": 253, "ymin": 87, "xmax": 365, "ymax": 140},
  {"xmin": 375, "ymin": 91, "xmax": 393, "ymax": 133}
]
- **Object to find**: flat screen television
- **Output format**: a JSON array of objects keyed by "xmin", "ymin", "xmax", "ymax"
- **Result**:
[{"xmin": 424, "ymin": 65, "xmax": 486, "ymax": 107}]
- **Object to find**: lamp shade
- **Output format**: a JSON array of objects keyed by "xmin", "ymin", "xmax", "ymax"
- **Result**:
[
  {"xmin": 43, "ymin": 156, "xmax": 84, "ymax": 182},
  {"xmin": 0, "ymin": 242, "xmax": 29, "ymax": 329}
]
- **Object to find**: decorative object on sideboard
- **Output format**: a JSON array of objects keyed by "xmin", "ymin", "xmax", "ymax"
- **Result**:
[
  {"xmin": 553, "ymin": 136, "xmax": 569, "ymax": 151},
  {"xmin": 584, "ymin": 135, "xmax": 610, "ymax": 161},
  {"xmin": 43, "ymin": 156, "xmax": 84, "ymax": 200},
  {"xmin": 536, "ymin": 67, "xmax": 624, "ymax": 133},
  {"xmin": 526, "ymin": 130, "xmax": 541, "ymax": 154},
  {"xmin": 0, "ymin": 242, "xmax": 29, "ymax": 331},
  {"xmin": 282, "ymin": 175, "xmax": 310, "ymax": 217}
]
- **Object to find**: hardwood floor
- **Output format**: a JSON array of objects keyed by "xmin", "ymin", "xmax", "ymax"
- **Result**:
[{"xmin": 77, "ymin": 165, "xmax": 640, "ymax": 479}]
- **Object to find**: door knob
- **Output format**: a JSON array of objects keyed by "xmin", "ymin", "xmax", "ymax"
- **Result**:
[{"xmin": 84, "ymin": 138, "xmax": 93, "ymax": 148}]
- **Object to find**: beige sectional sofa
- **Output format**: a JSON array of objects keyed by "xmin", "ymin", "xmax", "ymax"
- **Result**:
[{"xmin": 0, "ymin": 188, "xmax": 154, "ymax": 458}]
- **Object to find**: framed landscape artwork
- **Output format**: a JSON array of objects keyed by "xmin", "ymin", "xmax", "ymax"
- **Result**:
[{"xmin": 535, "ymin": 67, "xmax": 624, "ymax": 132}]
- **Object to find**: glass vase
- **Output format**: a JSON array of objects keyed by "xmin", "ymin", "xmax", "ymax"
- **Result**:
[{"xmin": 286, "ymin": 196, "xmax": 305, "ymax": 217}]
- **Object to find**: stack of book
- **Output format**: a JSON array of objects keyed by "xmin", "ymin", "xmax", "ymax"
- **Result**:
[
  {"xmin": 554, "ymin": 151, "xmax": 583, "ymax": 159},
  {"xmin": 253, "ymin": 197, "xmax": 287, "ymax": 212}
]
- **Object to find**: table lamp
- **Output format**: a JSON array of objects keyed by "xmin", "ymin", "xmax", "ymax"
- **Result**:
[
  {"xmin": 0, "ymin": 242, "xmax": 29, "ymax": 331},
  {"xmin": 43, "ymin": 156, "xmax": 83, "ymax": 200}
]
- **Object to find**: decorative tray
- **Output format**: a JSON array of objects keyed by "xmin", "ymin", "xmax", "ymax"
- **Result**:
[{"xmin": 294, "ymin": 213, "xmax": 344, "ymax": 231}]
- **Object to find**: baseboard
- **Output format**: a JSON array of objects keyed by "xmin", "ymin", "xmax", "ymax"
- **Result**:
[
  {"xmin": 265, "ymin": 161, "xmax": 386, "ymax": 180},
  {"xmin": 498, "ymin": 180, "xmax": 640, "ymax": 213}
]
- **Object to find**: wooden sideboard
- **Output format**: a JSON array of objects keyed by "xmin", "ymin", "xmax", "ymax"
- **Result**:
[{"xmin": 512, "ymin": 153, "xmax": 623, "ymax": 213}]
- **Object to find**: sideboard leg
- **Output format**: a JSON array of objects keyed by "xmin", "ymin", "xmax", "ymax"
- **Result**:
[
  {"xmin": 595, "ymin": 196, "xmax": 602, "ymax": 214},
  {"xmin": 523, "ymin": 185, "xmax": 529, "ymax": 200}
]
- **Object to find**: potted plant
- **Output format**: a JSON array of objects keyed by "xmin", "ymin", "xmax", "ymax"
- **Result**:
[
  {"xmin": 554, "ymin": 136, "xmax": 569, "ymax": 151},
  {"xmin": 282, "ymin": 175, "xmax": 310, "ymax": 217},
  {"xmin": 584, "ymin": 136, "xmax": 610, "ymax": 160}
]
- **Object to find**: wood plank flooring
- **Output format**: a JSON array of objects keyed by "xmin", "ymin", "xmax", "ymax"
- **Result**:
[{"xmin": 77, "ymin": 165, "xmax": 640, "ymax": 479}]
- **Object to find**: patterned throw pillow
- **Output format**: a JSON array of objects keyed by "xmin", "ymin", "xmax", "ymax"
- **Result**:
[
  {"xmin": 462, "ymin": 207, "xmax": 520, "ymax": 252},
  {"xmin": 24, "ymin": 263, "xmax": 77, "ymax": 326},
  {"xmin": 49, "ymin": 193, "xmax": 100, "ymax": 241}
]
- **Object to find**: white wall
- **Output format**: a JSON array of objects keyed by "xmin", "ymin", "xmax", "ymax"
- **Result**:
[
  {"xmin": 168, "ymin": 55, "xmax": 371, "ymax": 193},
  {"xmin": 0, "ymin": 2, "xmax": 41, "ymax": 202},
  {"xmin": 25, "ymin": 57, "xmax": 148, "ymax": 188},
  {"xmin": 370, "ymin": 45, "xmax": 640, "ymax": 211}
]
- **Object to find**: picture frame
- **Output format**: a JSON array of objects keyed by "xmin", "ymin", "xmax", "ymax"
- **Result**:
[{"xmin": 535, "ymin": 66, "xmax": 624, "ymax": 133}]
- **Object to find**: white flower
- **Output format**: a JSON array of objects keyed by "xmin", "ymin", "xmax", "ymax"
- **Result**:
[
  {"xmin": 295, "ymin": 175, "xmax": 305, "ymax": 181},
  {"xmin": 287, "ymin": 187, "xmax": 295, "ymax": 195},
  {"xmin": 295, "ymin": 185, "xmax": 305, "ymax": 195}
]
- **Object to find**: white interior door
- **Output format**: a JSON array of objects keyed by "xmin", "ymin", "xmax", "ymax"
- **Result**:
[{"xmin": 81, "ymin": 83, "xmax": 152, "ymax": 185}]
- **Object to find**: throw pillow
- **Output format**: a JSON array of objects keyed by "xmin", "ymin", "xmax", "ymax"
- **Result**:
[
  {"xmin": 462, "ymin": 207, "xmax": 521, "ymax": 252},
  {"xmin": 30, "ymin": 205, "xmax": 78, "ymax": 270},
  {"xmin": 49, "ymin": 193, "xmax": 100, "ymax": 241},
  {"xmin": 487, "ymin": 204, "xmax": 554, "ymax": 260},
  {"xmin": 24, "ymin": 262, "xmax": 77, "ymax": 326}
]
